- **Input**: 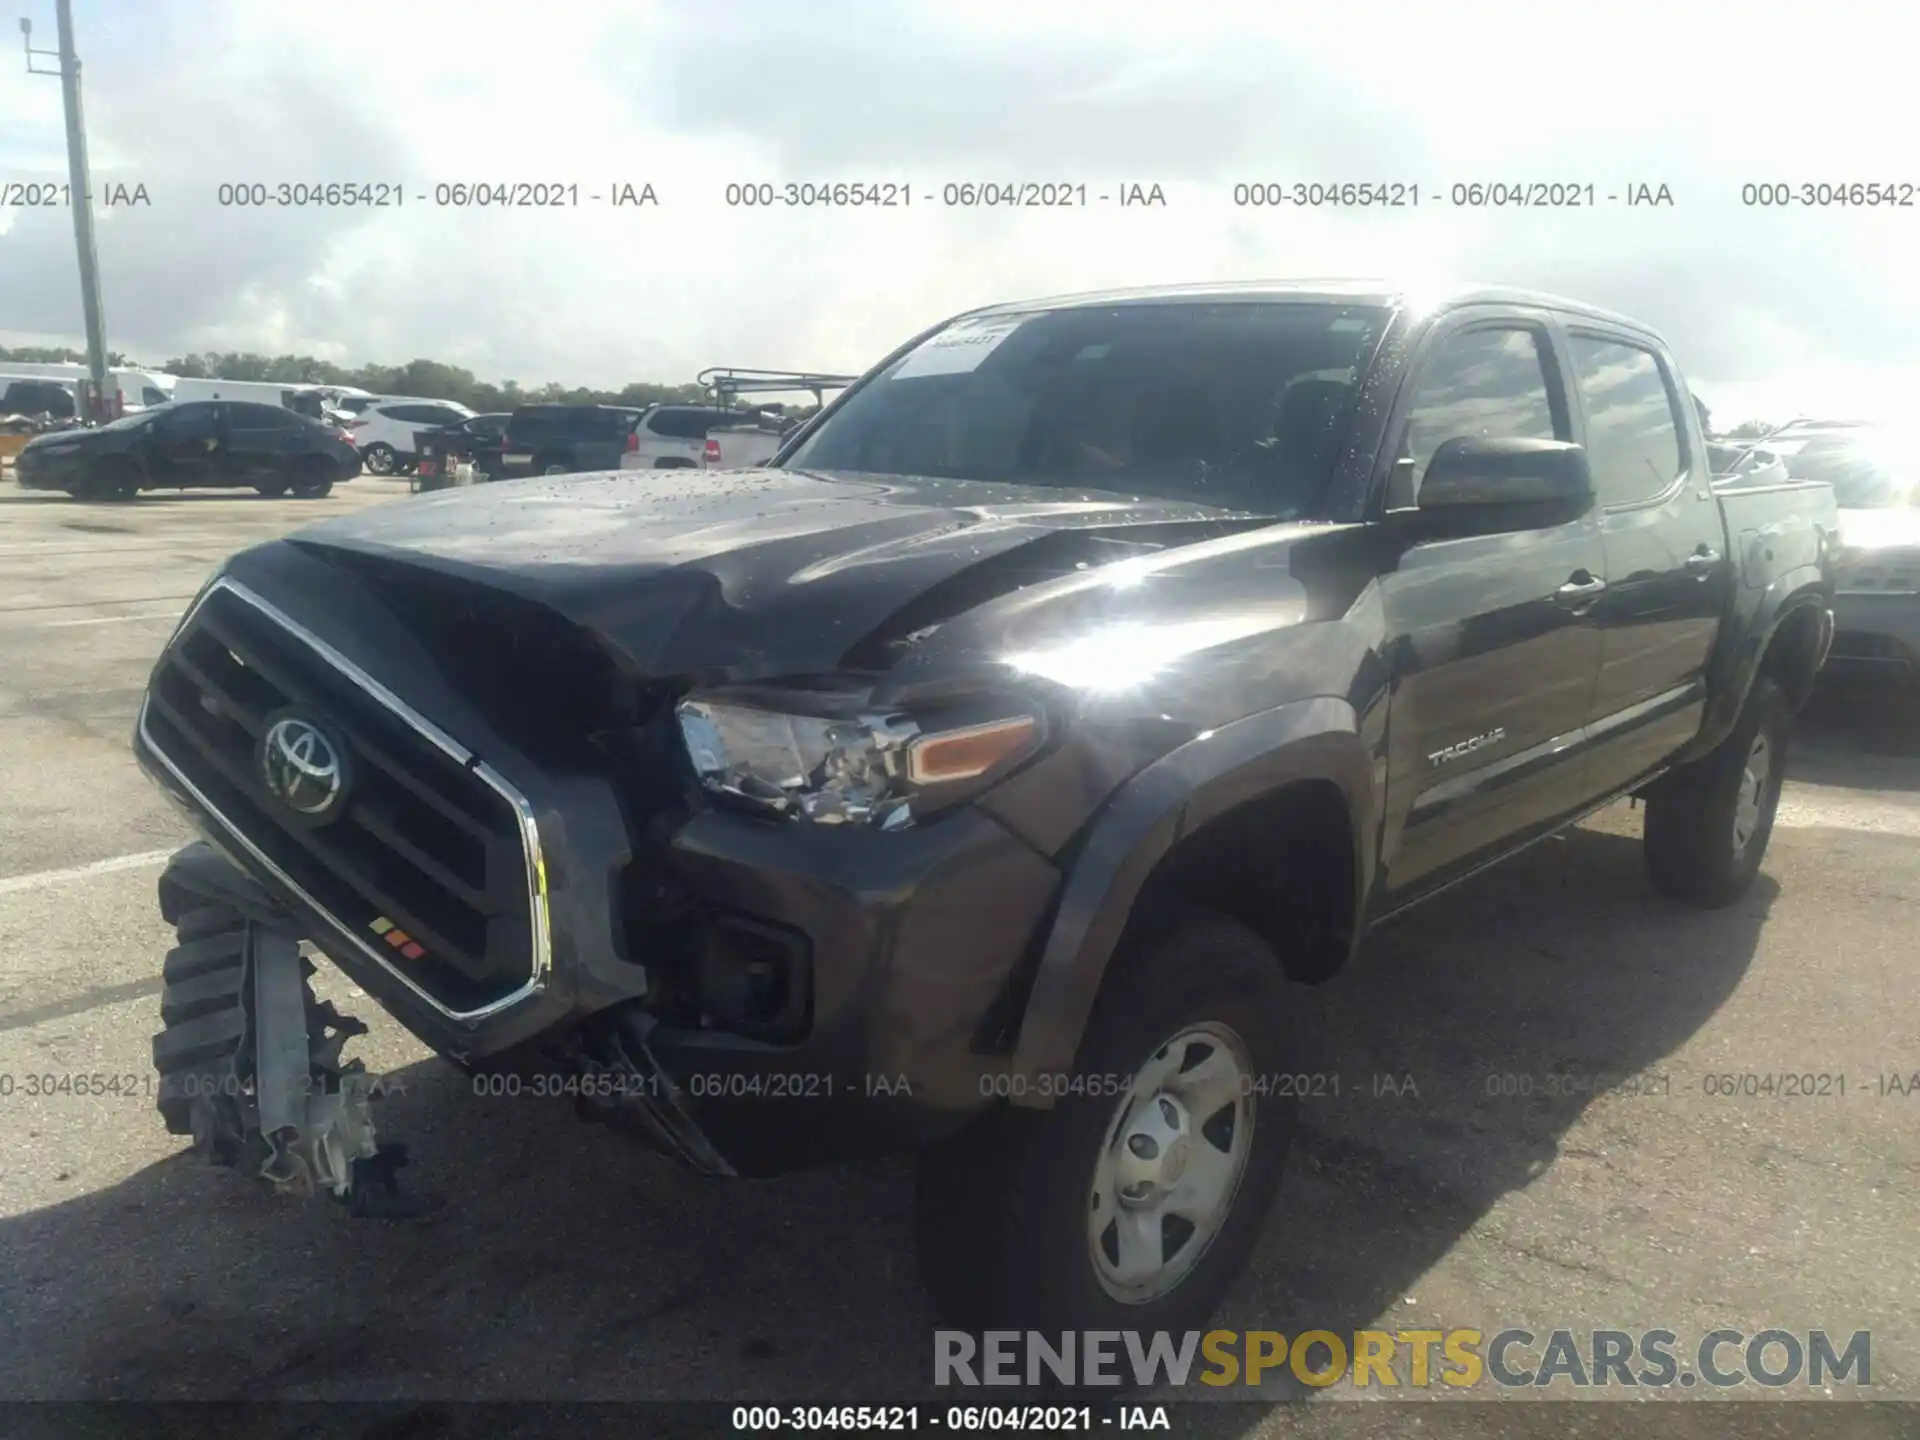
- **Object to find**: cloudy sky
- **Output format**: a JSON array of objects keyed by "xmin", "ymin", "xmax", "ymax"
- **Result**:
[{"xmin": 2, "ymin": 0, "xmax": 1915, "ymax": 424}]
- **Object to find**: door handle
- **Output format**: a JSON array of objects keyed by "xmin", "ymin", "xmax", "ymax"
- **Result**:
[
  {"xmin": 1555, "ymin": 574, "xmax": 1608, "ymax": 612},
  {"xmin": 1685, "ymin": 547, "xmax": 1721, "ymax": 576}
]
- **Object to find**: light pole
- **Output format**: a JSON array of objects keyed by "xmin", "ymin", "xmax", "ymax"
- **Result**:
[{"xmin": 21, "ymin": 2, "xmax": 109, "ymax": 420}]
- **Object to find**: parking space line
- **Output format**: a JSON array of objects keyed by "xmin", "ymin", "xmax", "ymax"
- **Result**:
[
  {"xmin": 1774, "ymin": 795, "xmax": 1920, "ymax": 837},
  {"xmin": 0, "ymin": 849, "xmax": 175, "ymax": 896},
  {"xmin": 7, "ymin": 609, "xmax": 185, "ymax": 630},
  {"xmin": 0, "ymin": 976, "xmax": 161, "ymax": 1034},
  {"xmin": 7, "ymin": 594, "xmax": 198, "ymax": 615}
]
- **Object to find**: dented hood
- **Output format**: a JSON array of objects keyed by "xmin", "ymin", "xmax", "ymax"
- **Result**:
[{"xmin": 284, "ymin": 468, "xmax": 1269, "ymax": 678}]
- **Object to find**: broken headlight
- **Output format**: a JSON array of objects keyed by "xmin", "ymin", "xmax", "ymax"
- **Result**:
[{"xmin": 675, "ymin": 688, "xmax": 1044, "ymax": 828}]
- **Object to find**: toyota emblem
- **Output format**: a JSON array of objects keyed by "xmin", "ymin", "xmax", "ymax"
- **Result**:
[{"xmin": 259, "ymin": 715, "xmax": 350, "ymax": 820}]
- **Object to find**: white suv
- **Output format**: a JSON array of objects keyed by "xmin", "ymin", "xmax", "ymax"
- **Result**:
[
  {"xmin": 621, "ymin": 405, "xmax": 747, "ymax": 470},
  {"xmin": 348, "ymin": 398, "xmax": 474, "ymax": 474}
]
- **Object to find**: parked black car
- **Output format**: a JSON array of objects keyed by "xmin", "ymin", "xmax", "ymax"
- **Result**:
[
  {"xmin": 134, "ymin": 282, "xmax": 1836, "ymax": 1336},
  {"xmin": 13, "ymin": 400, "xmax": 360, "ymax": 500},
  {"xmin": 414, "ymin": 411, "xmax": 511, "ymax": 484},
  {"xmin": 497, "ymin": 404, "xmax": 645, "ymax": 477}
]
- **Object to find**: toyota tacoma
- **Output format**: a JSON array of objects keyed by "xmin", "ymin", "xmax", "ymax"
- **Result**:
[{"xmin": 134, "ymin": 281, "xmax": 1838, "ymax": 1333}]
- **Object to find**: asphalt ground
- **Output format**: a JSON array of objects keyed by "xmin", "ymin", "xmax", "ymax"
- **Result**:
[{"xmin": 1, "ymin": 473, "xmax": 1916, "ymax": 1438}]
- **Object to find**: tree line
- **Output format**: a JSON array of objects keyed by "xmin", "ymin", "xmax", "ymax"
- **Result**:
[{"xmin": 0, "ymin": 346, "xmax": 725, "ymax": 415}]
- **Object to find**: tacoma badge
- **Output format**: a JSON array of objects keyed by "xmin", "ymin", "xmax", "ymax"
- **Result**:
[{"xmin": 1428, "ymin": 727, "xmax": 1506, "ymax": 767}]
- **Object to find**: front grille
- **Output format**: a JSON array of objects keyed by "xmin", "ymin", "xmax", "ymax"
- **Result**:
[
  {"xmin": 1838, "ymin": 567, "xmax": 1919, "ymax": 595},
  {"xmin": 140, "ymin": 581, "xmax": 544, "ymax": 1017}
]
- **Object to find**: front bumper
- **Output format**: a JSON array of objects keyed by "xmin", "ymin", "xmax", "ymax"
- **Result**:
[
  {"xmin": 10, "ymin": 447, "xmax": 79, "ymax": 490},
  {"xmin": 1827, "ymin": 592, "xmax": 1920, "ymax": 689},
  {"xmin": 133, "ymin": 566, "xmax": 1062, "ymax": 1178}
]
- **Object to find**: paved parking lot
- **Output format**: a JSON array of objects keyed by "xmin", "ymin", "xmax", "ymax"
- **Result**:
[{"xmin": 1, "ymin": 474, "xmax": 1916, "ymax": 1434}]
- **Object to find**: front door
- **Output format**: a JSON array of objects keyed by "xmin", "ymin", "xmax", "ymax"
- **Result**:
[
  {"xmin": 1373, "ymin": 315, "xmax": 1608, "ymax": 908},
  {"xmin": 144, "ymin": 403, "xmax": 224, "ymax": 488}
]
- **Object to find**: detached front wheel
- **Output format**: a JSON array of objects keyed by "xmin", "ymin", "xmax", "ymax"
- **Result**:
[{"xmin": 914, "ymin": 911, "xmax": 1296, "ymax": 1333}]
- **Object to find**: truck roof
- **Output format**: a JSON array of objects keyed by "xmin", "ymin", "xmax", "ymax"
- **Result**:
[{"xmin": 964, "ymin": 279, "xmax": 1663, "ymax": 339}]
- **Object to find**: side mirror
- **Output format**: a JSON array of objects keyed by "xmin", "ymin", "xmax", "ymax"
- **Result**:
[{"xmin": 1411, "ymin": 436, "xmax": 1593, "ymax": 533}]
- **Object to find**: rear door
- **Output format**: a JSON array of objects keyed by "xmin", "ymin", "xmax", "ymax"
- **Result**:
[
  {"xmin": 226, "ymin": 402, "xmax": 305, "ymax": 486},
  {"xmin": 1373, "ymin": 310, "xmax": 1609, "ymax": 907},
  {"xmin": 1568, "ymin": 330, "xmax": 1730, "ymax": 796}
]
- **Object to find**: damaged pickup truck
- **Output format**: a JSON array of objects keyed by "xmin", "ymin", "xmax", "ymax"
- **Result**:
[{"xmin": 134, "ymin": 281, "xmax": 1837, "ymax": 1333}]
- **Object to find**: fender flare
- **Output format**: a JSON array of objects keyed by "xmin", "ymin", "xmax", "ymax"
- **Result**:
[
  {"xmin": 1681, "ymin": 566, "xmax": 1831, "ymax": 764},
  {"xmin": 1005, "ymin": 695, "xmax": 1374, "ymax": 1106}
]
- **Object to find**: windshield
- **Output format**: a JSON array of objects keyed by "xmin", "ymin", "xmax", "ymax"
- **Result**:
[
  {"xmin": 1784, "ymin": 437, "xmax": 1917, "ymax": 508},
  {"xmin": 93, "ymin": 409, "xmax": 158, "ymax": 434},
  {"xmin": 784, "ymin": 301, "xmax": 1389, "ymax": 518}
]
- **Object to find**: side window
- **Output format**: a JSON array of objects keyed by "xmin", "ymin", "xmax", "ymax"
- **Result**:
[
  {"xmin": 229, "ymin": 403, "xmax": 290, "ymax": 431},
  {"xmin": 6, "ymin": 381, "xmax": 74, "ymax": 416},
  {"xmin": 586, "ymin": 409, "xmax": 640, "ymax": 439},
  {"xmin": 1401, "ymin": 326, "xmax": 1561, "ymax": 502},
  {"xmin": 156, "ymin": 404, "xmax": 221, "ymax": 442},
  {"xmin": 650, "ymin": 408, "xmax": 707, "ymax": 440},
  {"xmin": 1567, "ymin": 336, "xmax": 1685, "ymax": 507},
  {"xmin": 385, "ymin": 404, "xmax": 427, "ymax": 424}
]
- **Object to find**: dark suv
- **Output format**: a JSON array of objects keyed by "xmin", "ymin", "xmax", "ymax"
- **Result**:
[
  {"xmin": 14, "ymin": 400, "xmax": 360, "ymax": 500},
  {"xmin": 498, "ymin": 405, "xmax": 645, "ymax": 477},
  {"xmin": 1, "ymin": 377, "xmax": 79, "ymax": 420}
]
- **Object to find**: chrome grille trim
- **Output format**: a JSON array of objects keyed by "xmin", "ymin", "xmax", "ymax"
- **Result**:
[{"xmin": 136, "ymin": 576, "xmax": 552, "ymax": 1023}]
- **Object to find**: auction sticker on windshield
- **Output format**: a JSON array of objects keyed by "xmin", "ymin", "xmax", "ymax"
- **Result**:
[{"xmin": 892, "ymin": 315, "xmax": 1032, "ymax": 378}]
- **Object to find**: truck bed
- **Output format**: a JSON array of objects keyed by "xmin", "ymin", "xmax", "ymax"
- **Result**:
[{"xmin": 1714, "ymin": 474, "xmax": 1836, "ymax": 597}]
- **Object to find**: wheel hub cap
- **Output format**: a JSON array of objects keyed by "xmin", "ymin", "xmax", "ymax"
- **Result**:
[
  {"xmin": 1733, "ymin": 732, "xmax": 1771, "ymax": 855},
  {"xmin": 1115, "ymin": 1095, "xmax": 1193, "ymax": 1206},
  {"xmin": 1088, "ymin": 1022, "xmax": 1255, "ymax": 1304}
]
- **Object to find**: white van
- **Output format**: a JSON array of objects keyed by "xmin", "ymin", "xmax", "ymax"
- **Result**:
[
  {"xmin": 167, "ymin": 379, "xmax": 374, "ymax": 420},
  {"xmin": 0, "ymin": 362, "xmax": 174, "ymax": 414}
]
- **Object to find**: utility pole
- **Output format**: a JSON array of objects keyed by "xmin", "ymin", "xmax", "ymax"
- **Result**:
[{"xmin": 21, "ymin": 2, "xmax": 109, "ymax": 420}]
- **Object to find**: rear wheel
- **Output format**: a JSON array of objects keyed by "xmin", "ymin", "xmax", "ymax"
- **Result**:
[
  {"xmin": 914, "ymin": 911, "xmax": 1296, "ymax": 1332},
  {"xmin": 361, "ymin": 442, "xmax": 398, "ymax": 476},
  {"xmin": 289, "ymin": 457, "xmax": 336, "ymax": 499},
  {"xmin": 535, "ymin": 453, "xmax": 570, "ymax": 476},
  {"xmin": 1643, "ymin": 676, "xmax": 1790, "ymax": 907},
  {"xmin": 254, "ymin": 480, "xmax": 289, "ymax": 498}
]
